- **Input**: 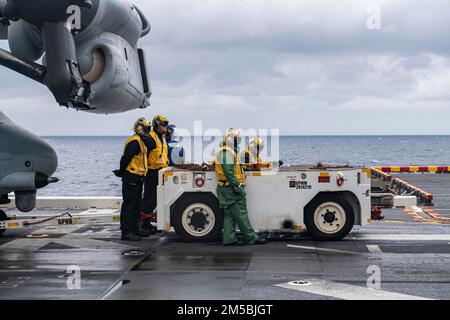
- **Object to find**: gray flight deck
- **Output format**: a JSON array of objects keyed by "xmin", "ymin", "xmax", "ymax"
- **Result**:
[{"xmin": 0, "ymin": 173, "xmax": 449, "ymax": 300}]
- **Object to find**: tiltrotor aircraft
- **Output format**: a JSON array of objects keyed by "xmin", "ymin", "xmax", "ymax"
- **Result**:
[{"xmin": 0, "ymin": 0, "xmax": 151, "ymax": 212}]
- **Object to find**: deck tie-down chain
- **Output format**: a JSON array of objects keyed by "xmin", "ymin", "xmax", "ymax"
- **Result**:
[{"xmin": 23, "ymin": 212, "xmax": 73, "ymax": 227}]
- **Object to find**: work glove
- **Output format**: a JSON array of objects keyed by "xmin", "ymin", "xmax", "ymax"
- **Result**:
[
  {"xmin": 113, "ymin": 170, "xmax": 124, "ymax": 178},
  {"xmin": 232, "ymin": 184, "xmax": 245, "ymax": 196},
  {"xmin": 273, "ymin": 160, "xmax": 284, "ymax": 167}
]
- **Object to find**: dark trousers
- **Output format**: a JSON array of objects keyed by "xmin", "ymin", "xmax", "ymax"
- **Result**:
[
  {"xmin": 120, "ymin": 174, "xmax": 144, "ymax": 233},
  {"xmin": 142, "ymin": 170, "xmax": 159, "ymax": 213}
]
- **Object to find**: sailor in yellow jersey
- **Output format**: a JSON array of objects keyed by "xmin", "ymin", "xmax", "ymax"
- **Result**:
[
  {"xmin": 114, "ymin": 118, "xmax": 151, "ymax": 241},
  {"xmin": 239, "ymin": 136, "xmax": 273, "ymax": 171},
  {"xmin": 142, "ymin": 115, "xmax": 170, "ymax": 216}
]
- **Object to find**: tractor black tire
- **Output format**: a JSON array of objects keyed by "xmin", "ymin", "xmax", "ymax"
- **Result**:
[
  {"xmin": 172, "ymin": 194, "xmax": 223, "ymax": 242},
  {"xmin": 304, "ymin": 194, "xmax": 355, "ymax": 241}
]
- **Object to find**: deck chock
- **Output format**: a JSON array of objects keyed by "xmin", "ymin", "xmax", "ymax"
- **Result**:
[{"xmin": 371, "ymin": 207, "xmax": 385, "ymax": 221}]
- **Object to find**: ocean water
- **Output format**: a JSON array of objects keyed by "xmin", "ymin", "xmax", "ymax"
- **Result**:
[{"xmin": 40, "ymin": 136, "xmax": 450, "ymax": 196}]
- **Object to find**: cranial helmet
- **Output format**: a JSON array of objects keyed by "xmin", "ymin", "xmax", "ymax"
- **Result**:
[
  {"xmin": 133, "ymin": 117, "xmax": 151, "ymax": 135},
  {"xmin": 224, "ymin": 128, "xmax": 242, "ymax": 148},
  {"xmin": 249, "ymin": 136, "xmax": 264, "ymax": 153},
  {"xmin": 152, "ymin": 115, "xmax": 169, "ymax": 129}
]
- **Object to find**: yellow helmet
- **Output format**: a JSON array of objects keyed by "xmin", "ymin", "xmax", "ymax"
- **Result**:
[
  {"xmin": 249, "ymin": 136, "xmax": 264, "ymax": 152},
  {"xmin": 152, "ymin": 115, "xmax": 169, "ymax": 129},
  {"xmin": 133, "ymin": 117, "xmax": 151, "ymax": 134},
  {"xmin": 224, "ymin": 128, "xmax": 242, "ymax": 147}
]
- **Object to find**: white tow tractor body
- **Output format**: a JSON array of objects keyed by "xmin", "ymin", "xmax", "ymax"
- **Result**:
[{"xmin": 157, "ymin": 165, "xmax": 372, "ymax": 241}]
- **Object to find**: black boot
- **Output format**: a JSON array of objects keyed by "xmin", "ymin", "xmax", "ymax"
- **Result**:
[
  {"xmin": 137, "ymin": 229, "xmax": 151, "ymax": 238},
  {"xmin": 149, "ymin": 225, "xmax": 158, "ymax": 234},
  {"xmin": 254, "ymin": 238, "xmax": 267, "ymax": 245},
  {"xmin": 224, "ymin": 240, "xmax": 245, "ymax": 246},
  {"xmin": 121, "ymin": 232, "xmax": 141, "ymax": 241},
  {"xmin": 142, "ymin": 221, "xmax": 157, "ymax": 235},
  {"xmin": 251, "ymin": 238, "xmax": 266, "ymax": 245}
]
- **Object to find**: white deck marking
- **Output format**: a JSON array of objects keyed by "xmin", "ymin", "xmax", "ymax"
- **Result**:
[
  {"xmin": 34, "ymin": 224, "xmax": 87, "ymax": 235},
  {"xmin": 347, "ymin": 234, "xmax": 450, "ymax": 241},
  {"xmin": 287, "ymin": 245, "xmax": 360, "ymax": 255},
  {"xmin": 411, "ymin": 206, "xmax": 425, "ymax": 214},
  {"xmin": 0, "ymin": 236, "xmax": 136, "ymax": 251},
  {"xmin": 99, "ymin": 280, "xmax": 128, "ymax": 300},
  {"xmin": 275, "ymin": 279, "xmax": 433, "ymax": 300},
  {"xmin": 366, "ymin": 245, "xmax": 382, "ymax": 254}
]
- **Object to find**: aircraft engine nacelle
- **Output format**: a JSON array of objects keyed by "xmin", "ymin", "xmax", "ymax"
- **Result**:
[
  {"xmin": 0, "ymin": 111, "xmax": 58, "ymax": 212},
  {"xmin": 1, "ymin": 0, "xmax": 151, "ymax": 114},
  {"xmin": 74, "ymin": 0, "xmax": 151, "ymax": 113}
]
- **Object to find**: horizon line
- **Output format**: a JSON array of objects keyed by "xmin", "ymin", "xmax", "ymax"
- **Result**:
[{"xmin": 40, "ymin": 134, "xmax": 450, "ymax": 138}]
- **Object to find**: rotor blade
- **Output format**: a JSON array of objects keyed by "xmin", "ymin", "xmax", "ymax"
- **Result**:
[
  {"xmin": 135, "ymin": 5, "xmax": 151, "ymax": 37},
  {"xmin": 0, "ymin": 48, "xmax": 47, "ymax": 84}
]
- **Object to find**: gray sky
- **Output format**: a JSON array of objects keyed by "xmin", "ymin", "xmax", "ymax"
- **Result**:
[{"xmin": 1, "ymin": 0, "xmax": 450, "ymax": 136}]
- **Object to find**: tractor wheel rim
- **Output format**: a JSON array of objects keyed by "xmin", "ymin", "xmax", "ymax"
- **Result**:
[
  {"xmin": 181, "ymin": 203, "xmax": 215, "ymax": 237},
  {"xmin": 313, "ymin": 202, "xmax": 346, "ymax": 234}
]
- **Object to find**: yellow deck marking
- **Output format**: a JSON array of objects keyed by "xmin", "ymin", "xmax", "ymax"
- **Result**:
[
  {"xmin": 362, "ymin": 168, "xmax": 371, "ymax": 178},
  {"xmin": 404, "ymin": 209, "xmax": 428, "ymax": 222},
  {"xmin": 382, "ymin": 219, "xmax": 410, "ymax": 224},
  {"xmin": 400, "ymin": 209, "xmax": 450, "ymax": 225},
  {"xmin": 422, "ymin": 209, "xmax": 450, "ymax": 220},
  {"xmin": 164, "ymin": 172, "xmax": 173, "ymax": 182},
  {"xmin": 7, "ymin": 222, "xmax": 20, "ymax": 228}
]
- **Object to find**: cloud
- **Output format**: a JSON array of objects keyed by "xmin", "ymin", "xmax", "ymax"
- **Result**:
[{"xmin": 1, "ymin": 0, "xmax": 450, "ymax": 135}]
